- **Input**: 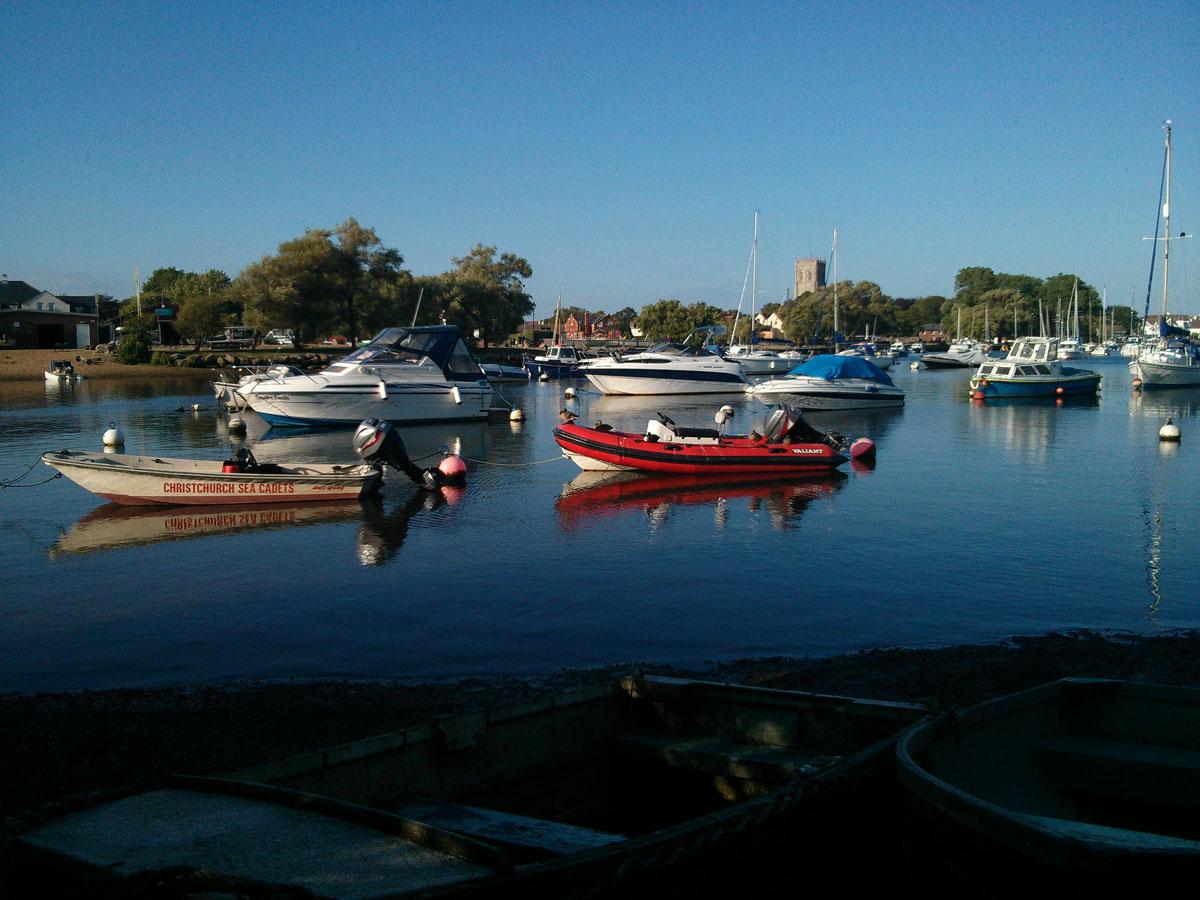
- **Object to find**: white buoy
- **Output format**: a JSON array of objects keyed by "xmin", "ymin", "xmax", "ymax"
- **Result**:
[
  {"xmin": 564, "ymin": 387, "xmax": 577, "ymax": 399},
  {"xmin": 1159, "ymin": 417, "xmax": 1181, "ymax": 443},
  {"xmin": 910, "ymin": 361, "xmax": 920, "ymax": 370},
  {"xmin": 539, "ymin": 373, "xmax": 550, "ymax": 382},
  {"xmin": 228, "ymin": 415, "xmax": 247, "ymax": 433},
  {"xmin": 509, "ymin": 408, "xmax": 525, "ymax": 422},
  {"xmin": 102, "ymin": 423, "xmax": 125, "ymax": 447},
  {"xmin": 192, "ymin": 403, "xmax": 201, "ymax": 411}
]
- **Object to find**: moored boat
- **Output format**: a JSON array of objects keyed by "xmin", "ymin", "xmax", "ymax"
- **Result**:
[
  {"xmin": 554, "ymin": 406, "xmax": 863, "ymax": 473},
  {"xmin": 968, "ymin": 336, "xmax": 1102, "ymax": 399},
  {"xmin": 44, "ymin": 359, "xmax": 84, "ymax": 383},
  {"xmin": 897, "ymin": 678, "xmax": 1200, "ymax": 892},
  {"xmin": 523, "ymin": 344, "xmax": 589, "ymax": 378},
  {"xmin": 479, "ymin": 361, "xmax": 529, "ymax": 382},
  {"xmin": 11, "ymin": 675, "xmax": 925, "ymax": 898},
  {"xmin": 746, "ymin": 354, "xmax": 905, "ymax": 409},
  {"xmin": 239, "ymin": 326, "xmax": 493, "ymax": 427},
  {"xmin": 581, "ymin": 327, "xmax": 749, "ymax": 395}
]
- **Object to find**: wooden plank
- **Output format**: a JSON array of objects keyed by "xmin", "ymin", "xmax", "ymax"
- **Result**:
[
  {"xmin": 1031, "ymin": 738, "xmax": 1200, "ymax": 810},
  {"xmin": 399, "ymin": 801, "xmax": 625, "ymax": 858}
]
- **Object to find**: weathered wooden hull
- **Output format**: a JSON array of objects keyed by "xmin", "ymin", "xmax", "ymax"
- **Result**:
[
  {"xmin": 897, "ymin": 678, "xmax": 1200, "ymax": 894},
  {"xmin": 12, "ymin": 676, "xmax": 925, "ymax": 898}
]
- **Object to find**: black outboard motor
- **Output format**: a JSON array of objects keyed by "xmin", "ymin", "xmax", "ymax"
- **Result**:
[{"xmin": 354, "ymin": 418, "xmax": 446, "ymax": 490}]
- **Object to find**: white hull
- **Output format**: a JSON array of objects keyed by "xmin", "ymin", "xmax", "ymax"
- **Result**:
[
  {"xmin": 243, "ymin": 378, "xmax": 493, "ymax": 425},
  {"xmin": 1129, "ymin": 357, "xmax": 1200, "ymax": 387},
  {"xmin": 561, "ymin": 449, "xmax": 634, "ymax": 472},
  {"xmin": 45, "ymin": 372, "xmax": 83, "ymax": 383},
  {"xmin": 733, "ymin": 356, "xmax": 789, "ymax": 375},
  {"xmin": 43, "ymin": 450, "xmax": 381, "ymax": 506},
  {"xmin": 747, "ymin": 376, "xmax": 905, "ymax": 409},
  {"xmin": 583, "ymin": 372, "xmax": 748, "ymax": 395}
]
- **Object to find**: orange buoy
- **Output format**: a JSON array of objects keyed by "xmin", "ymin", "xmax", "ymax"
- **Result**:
[
  {"xmin": 972, "ymin": 390, "xmax": 985, "ymax": 400},
  {"xmin": 1055, "ymin": 386, "xmax": 1064, "ymax": 395}
]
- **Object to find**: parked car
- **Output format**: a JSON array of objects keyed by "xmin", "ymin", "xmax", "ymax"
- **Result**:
[{"xmin": 262, "ymin": 329, "xmax": 295, "ymax": 346}]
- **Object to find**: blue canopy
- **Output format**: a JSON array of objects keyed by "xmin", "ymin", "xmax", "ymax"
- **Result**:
[{"xmin": 787, "ymin": 354, "xmax": 894, "ymax": 385}]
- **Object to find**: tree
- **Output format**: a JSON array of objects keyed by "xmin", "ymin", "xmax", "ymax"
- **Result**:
[
  {"xmin": 635, "ymin": 299, "xmax": 724, "ymax": 341},
  {"xmin": 439, "ymin": 245, "xmax": 534, "ymax": 346},
  {"xmin": 175, "ymin": 292, "xmax": 228, "ymax": 351}
]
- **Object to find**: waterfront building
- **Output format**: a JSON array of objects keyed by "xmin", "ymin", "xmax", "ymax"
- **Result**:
[{"xmin": 0, "ymin": 277, "xmax": 100, "ymax": 349}]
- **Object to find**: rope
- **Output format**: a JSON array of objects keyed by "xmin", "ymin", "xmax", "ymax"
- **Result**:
[
  {"xmin": 459, "ymin": 454, "xmax": 567, "ymax": 468},
  {"xmin": 0, "ymin": 473, "xmax": 62, "ymax": 489},
  {"xmin": 0, "ymin": 457, "xmax": 51, "ymax": 489}
]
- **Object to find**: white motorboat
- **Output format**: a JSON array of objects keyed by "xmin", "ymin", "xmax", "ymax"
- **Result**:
[
  {"xmin": 920, "ymin": 338, "xmax": 988, "ymax": 369},
  {"xmin": 213, "ymin": 364, "xmax": 305, "ymax": 409},
  {"xmin": 746, "ymin": 354, "xmax": 905, "ymax": 409},
  {"xmin": 727, "ymin": 345, "xmax": 790, "ymax": 375},
  {"xmin": 45, "ymin": 359, "xmax": 84, "ymax": 383},
  {"xmin": 240, "ymin": 326, "xmax": 493, "ymax": 426},
  {"xmin": 887, "ymin": 342, "xmax": 908, "ymax": 357},
  {"xmin": 582, "ymin": 326, "xmax": 749, "ymax": 395},
  {"xmin": 479, "ymin": 362, "xmax": 528, "ymax": 382},
  {"xmin": 1130, "ymin": 121, "xmax": 1200, "ymax": 388},
  {"xmin": 1056, "ymin": 338, "xmax": 1085, "ymax": 360},
  {"xmin": 837, "ymin": 342, "xmax": 894, "ymax": 370}
]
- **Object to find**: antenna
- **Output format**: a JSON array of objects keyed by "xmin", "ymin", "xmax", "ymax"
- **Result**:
[{"xmin": 410, "ymin": 287, "xmax": 424, "ymax": 327}]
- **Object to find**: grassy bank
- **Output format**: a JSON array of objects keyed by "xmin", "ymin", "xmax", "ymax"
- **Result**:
[{"xmin": 0, "ymin": 348, "xmax": 333, "ymax": 382}]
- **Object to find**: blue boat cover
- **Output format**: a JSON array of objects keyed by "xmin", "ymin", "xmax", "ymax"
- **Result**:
[{"xmin": 787, "ymin": 354, "xmax": 894, "ymax": 385}]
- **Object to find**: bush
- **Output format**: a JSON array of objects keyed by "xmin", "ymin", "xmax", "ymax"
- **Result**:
[
  {"xmin": 114, "ymin": 324, "xmax": 152, "ymax": 365},
  {"xmin": 150, "ymin": 351, "xmax": 171, "ymax": 366}
]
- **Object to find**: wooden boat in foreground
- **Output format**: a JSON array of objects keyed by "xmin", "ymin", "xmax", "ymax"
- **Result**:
[
  {"xmin": 12, "ymin": 676, "xmax": 924, "ymax": 898},
  {"xmin": 896, "ymin": 678, "xmax": 1200, "ymax": 892},
  {"xmin": 42, "ymin": 448, "xmax": 382, "ymax": 505}
]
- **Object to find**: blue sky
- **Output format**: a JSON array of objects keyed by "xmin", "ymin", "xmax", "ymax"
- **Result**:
[{"xmin": 3, "ymin": 1, "xmax": 1197, "ymax": 318}]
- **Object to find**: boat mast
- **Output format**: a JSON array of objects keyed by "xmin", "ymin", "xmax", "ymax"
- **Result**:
[
  {"xmin": 751, "ymin": 210, "xmax": 759, "ymax": 348},
  {"xmin": 831, "ymin": 227, "xmax": 839, "ymax": 350},
  {"xmin": 552, "ymin": 293, "xmax": 562, "ymax": 346},
  {"xmin": 1072, "ymin": 279, "xmax": 1080, "ymax": 341},
  {"xmin": 1162, "ymin": 121, "xmax": 1172, "ymax": 322}
]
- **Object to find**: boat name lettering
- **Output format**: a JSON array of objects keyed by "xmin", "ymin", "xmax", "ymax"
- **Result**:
[
  {"xmin": 165, "ymin": 510, "xmax": 297, "ymax": 531},
  {"xmin": 162, "ymin": 481, "xmax": 296, "ymax": 495},
  {"xmin": 255, "ymin": 394, "xmax": 291, "ymax": 401},
  {"xmin": 790, "ymin": 448, "xmax": 825, "ymax": 455}
]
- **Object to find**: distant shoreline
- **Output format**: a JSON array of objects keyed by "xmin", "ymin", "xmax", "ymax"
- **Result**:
[{"xmin": 0, "ymin": 348, "xmax": 326, "ymax": 382}]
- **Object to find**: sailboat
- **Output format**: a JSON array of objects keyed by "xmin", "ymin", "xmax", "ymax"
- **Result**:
[
  {"xmin": 524, "ymin": 294, "xmax": 589, "ymax": 378},
  {"xmin": 727, "ymin": 211, "xmax": 789, "ymax": 375},
  {"xmin": 1130, "ymin": 120, "xmax": 1200, "ymax": 388},
  {"xmin": 1057, "ymin": 280, "xmax": 1085, "ymax": 359}
]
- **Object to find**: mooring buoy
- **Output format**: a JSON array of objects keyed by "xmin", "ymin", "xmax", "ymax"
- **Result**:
[
  {"xmin": 1159, "ymin": 417, "xmax": 1181, "ymax": 442},
  {"xmin": 509, "ymin": 408, "xmax": 525, "ymax": 422},
  {"xmin": 102, "ymin": 423, "xmax": 124, "ymax": 447}
]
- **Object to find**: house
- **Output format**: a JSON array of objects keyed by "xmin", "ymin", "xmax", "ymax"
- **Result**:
[
  {"xmin": 1143, "ymin": 314, "xmax": 1200, "ymax": 337},
  {"xmin": 754, "ymin": 311, "xmax": 786, "ymax": 337},
  {"xmin": 0, "ymin": 277, "xmax": 100, "ymax": 349}
]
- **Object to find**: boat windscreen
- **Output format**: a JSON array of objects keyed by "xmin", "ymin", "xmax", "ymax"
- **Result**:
[{"xmin": 352, "ymin": 327, "xmax": 484, "ymax": 380}]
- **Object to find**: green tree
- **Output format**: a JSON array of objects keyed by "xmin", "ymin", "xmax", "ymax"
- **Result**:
[
  {"xmin": 114, "ymin": 316, "xmax": 153, "ymax": 364},
  {"xmin": 438, "ymin": 245, "xmax": 534, "ymax": 346},
  {"xmin": 175, "ymin": 292, "xmax": 228, "ymax": 351},
  {"xmin": 635, "ymin": 299, "xmax": 724, "ymax": 341}
]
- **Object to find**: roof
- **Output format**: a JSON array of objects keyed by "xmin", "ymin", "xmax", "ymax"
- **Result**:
[{"xmin": 0, "ymin": 279, "xmax": 40, "ymax": 308}]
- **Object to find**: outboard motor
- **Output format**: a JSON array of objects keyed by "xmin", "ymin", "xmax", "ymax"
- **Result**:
[{"xmin": 354, "ymin": 418, "xmax": 452, "ymax": 490}]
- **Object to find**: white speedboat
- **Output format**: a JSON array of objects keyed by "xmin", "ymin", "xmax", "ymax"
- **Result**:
[
  {"xmin": 479, "ymin": 362, "xmax": 528, "ymax": 383},
  {"xmin": 213, "ymin": 364, "xmax": 305, "ymax": 409},
  {"xmin": 240, "ymin": 326, "xmax": 493, "ymax": 427},
  {"xmin": 920, "ymin": 339, "xmax": 988, "ymax": 369},
  {"xmin": 582, "ymin": 328, "xmax": 749, "ymax": 395},
  {"xmin": 887, "ymin": 342, "xmax": 908, "ymax": 357},
  {"xmin": 746, "ymin": 354, "xmax": 905, "ymax": 409},
  {"xmin": 726, "ymin": 345, "xmax": 790, "ymax": 375},
  {"xmin": 1057, "ymin": 338, "xmax": 1085, "ymax": 360},
  {"xmin": 45, "ymin": 359, "xmax": 84, "ymax": 383},
  {"xmin": 837, "ymin": 342, "xmax": 893, "ymax": 370}
]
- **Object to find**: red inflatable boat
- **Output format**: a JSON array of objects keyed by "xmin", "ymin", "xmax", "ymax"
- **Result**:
[{"xmin": 554, "ymin": 408, "xmax": 872, "ymax": 475}]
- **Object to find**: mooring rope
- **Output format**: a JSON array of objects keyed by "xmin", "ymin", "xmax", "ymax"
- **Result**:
[{"xmin": 0, "ymin": 457, "xmax": 56, "ymax": 490}]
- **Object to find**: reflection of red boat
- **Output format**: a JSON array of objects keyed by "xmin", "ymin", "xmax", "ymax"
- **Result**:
[
  {"xmin": 555, "ymin": 469, "xmax": 844, "ymax": 528},
  {"xmin": 554, "ymin": 408, "xmax": 860, "ymax": 474}
]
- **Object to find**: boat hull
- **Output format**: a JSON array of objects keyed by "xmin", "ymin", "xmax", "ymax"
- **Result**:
[
  {"xmin": 1129, "ymin": 357, "xmax": 1200, "ymax": 388},
  {"xmin": 42, "ymin": 450, "xmax": 382, "ymax": 506},
  {"xmin": 242, "ymin": 379, "xmax": 494, "ymax": 426},
  {"xmin": 524, "ymin": 359, "xmax": 585, "ymax": 378},
  {"xmin": 748, "ymin": 377, "xmax": 905, "ymax": 410},
  {"xmin": 897, "ymin": 679, "xmax": 1200, "ymax": 891},
  {"xmin": 582, "ymin": 365, "xmax": 749, "ymax": 395},
  {"xmin": 554, "ymin": 423, "xmax": 846, "ymax": 473},
  {"xmin": 969, "ymin": 372, "xmax": 1102, "ymax": 399}
]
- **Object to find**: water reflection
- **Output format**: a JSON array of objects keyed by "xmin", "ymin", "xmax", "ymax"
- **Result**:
[
  {"xmin": 1128, "ymin": 388, "xmax": 1200, "ymax": 420},
  {"xmin": 965, "ymin": 395, "xmax": 1098, "ymax": 465},
  {"xmin": 0, "ymin": 373, "xmax": 213, "ymax": 409},
  {"xmin": 50, "ymin": 499, "xmax": 365, "ymax": 557},
  {"xmin": 356, "ymin": 488, "xmax": 463, "ymax": 566},
  {"xmin": 556, "ymin": 471, "xmax": 845, "ymax": 532}
]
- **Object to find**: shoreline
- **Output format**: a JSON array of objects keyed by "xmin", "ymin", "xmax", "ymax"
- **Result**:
[
  {"xmin": 0, "ymin": 348, "xmax": 329, "ymax": 382},
  {"xmin": 5, "ymin": 629, "xmax": 1199, "ymax": 825}
]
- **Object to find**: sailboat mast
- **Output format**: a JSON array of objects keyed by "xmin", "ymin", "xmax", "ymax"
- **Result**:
[
  {"xmin": 552, "ymin": 293, "xmax": 562, "ymax": 346},
  {"xmin": 751, "ymin": 210, "xmax": 759, "ymax": 347},
  {"xmin": 832, "ymin": 227, "xmax": 839, "ymax": 350},
  {"xmin": 1161, "ymin": 120, "xmax": 1172, "ymax": 321}
]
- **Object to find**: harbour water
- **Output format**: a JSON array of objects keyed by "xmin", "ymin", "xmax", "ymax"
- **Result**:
[{"xmin": 1, "ymin": 355, "xmax": 1197, "ymax": 693}]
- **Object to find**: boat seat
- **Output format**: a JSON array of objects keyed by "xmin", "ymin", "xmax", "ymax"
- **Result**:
[
  {"xmin": 672, "ymin": 426, "xmax": 720, "ymax": 440},
  {"xmin": 611, "ymin": 733, "xmax": 842, "ymax": 787},
  {"xmin": 1031, "ymin": 738, "xmax": 1200, "ymax": 811},
  {"xmin": 397, "ymin": 801, "xmax": 625, "ymax": 859}
]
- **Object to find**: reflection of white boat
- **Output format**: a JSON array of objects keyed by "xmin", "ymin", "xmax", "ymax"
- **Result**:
[
  {"xmin": 747, "ymin": 355, "xmax": 905, "ymax": 409},
  {"xmin": 45, "ymin": 359, "xmax": 84, "ymax": 383},
  {"xmin": 583, "ymin": 327, "xmax": 748, "ymax": 395},
  {"xmin": 42, "ymin": 448, "xmax": 382, "ymax": 506},
  {"xmin": 241, "ymin": 326, "xmax": 493, "ymax": 426},
  {"xmin": 50, "ymin": 500, "xmax": 364, "ymax": 557}
]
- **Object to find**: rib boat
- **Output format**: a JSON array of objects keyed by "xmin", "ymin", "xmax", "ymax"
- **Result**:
[
  {"xmin": 11, "ymin": 676, "xmax": 924, "ymax": 899},
  {"xmin": 897, "ymin": 678, "xmax": 1200, "ymax": 892},
  {"xmin": 554, "ymin": 406, "xmax": 867, "ymax": 473}
]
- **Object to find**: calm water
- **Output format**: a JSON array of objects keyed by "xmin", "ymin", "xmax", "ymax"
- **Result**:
[{"xmin": 2, "ymin": 357, "xmax": 1198, "ymax": 693}]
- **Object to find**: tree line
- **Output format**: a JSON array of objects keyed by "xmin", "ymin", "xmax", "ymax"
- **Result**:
[{"xmin": 115, "ymin": 218, "xmax": 534, "ymax": 356}]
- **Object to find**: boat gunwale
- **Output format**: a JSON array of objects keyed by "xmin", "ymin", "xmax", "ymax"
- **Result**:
[{"xmin": 41, "ymin": 450, "xmax": 378, "ymax": 482}]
